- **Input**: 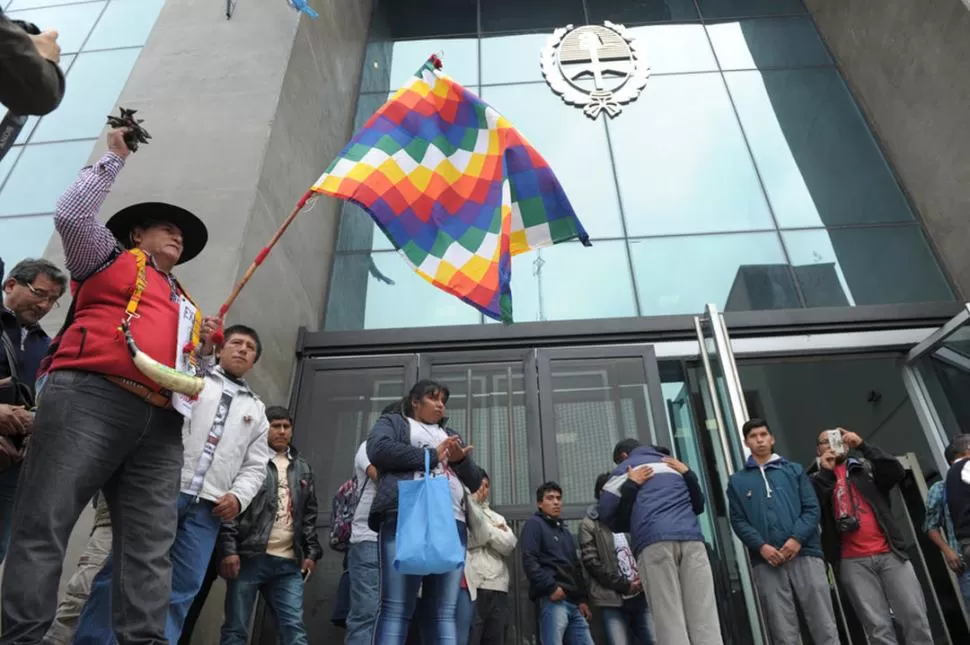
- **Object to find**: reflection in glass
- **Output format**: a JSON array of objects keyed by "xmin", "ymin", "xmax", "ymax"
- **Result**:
[
  {"xmin": 624, "ymin": 24, "xmax": 718, "ymax": 74},
  {"xmin": 588, "ymin": 0, "xmax": 700, "ymax": 23},
  {"xmin": 369, "ymin": 0, "xmax": 476, "ymax": 39},
  {"xmin": 706, "ymin": 17, "xmax": 831, "ymax": 70},
  {"xmin": 325, "ymin": 252, "xmax": 482, "ymax": 330},
  {"xmin": 725, "ymin": 69, "xmax": 913, "ymax": 228},
  {"xmin": 696, "ymin": 0, "xmax": 807, "ymax": 20},
  {"xmin": 510, "ymin": 241, "xmax": 638, "ymax": 323},
  {"xmin": 15, "ymin": 54, "xmax": 75, "ymax": 145},
  {"xmin": 608, "ymin": 73, "xmax": 774, "ymax": 236},
  {"xmin": 84, "ymin": 0, "xmax": 165, "ymax": 50},
  {"xmin": 0, "ymin": 214, "xmax": 54, "ymax": 268},
  {"xmin": 427, "ymin": 362, "xmax": 531, "ymax": 505},
  {"xmin": 782, "ymin": 227, "xmax": 953, "ymax": 307},
  {"xmin": 548, "ymin": 357, "xmax": 655, "ymax": 504},
  {"xmin": 5, "ymin": 2, "xmax": 105, "ymax": 54},
  {"xmin": 360, "ymin": 38, "xmax": 478, "ymax": 94},
  {"xmin": 481, "ymin": 33, "xmax": 550, "ymax": 86},
  {"xmin": 31, "ymin": 49, "xmax": 140, "ymax": 143},
  {"xmin": 482, "ymin": 84, "xmax": 624, "ymax": 239},
  {"xmin": 0, "ymin": 140, "xmax": 95, "ymax": 217},
  {"xmin": 629, "ymin": 232, "xmax": 799, "ymax": 315},
  {"xmin": 480, "ymin": 0, "xmax": 584, "ymax": 34}
]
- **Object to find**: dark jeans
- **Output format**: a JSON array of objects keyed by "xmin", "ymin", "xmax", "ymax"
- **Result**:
[
  {"xmin": 0, "ymin": 462, "xmax": 20, "ymax": 564},
  {"xmin": 73, "ymin": 494, "xmax": 221, "ymax": 645},
  {"xmin": 0, "ymin": 370, "xmax": 182, "ymax": 645},
  {"xmin": 470, "ymin": 589, "xmax": 509, "ymax": 645},
  {"xmin": 179, "ymin": 548, "xmax": 220, "ymax": 645},
  {"xmin": 374, "ymin": 519, "xmax": 468, "ymax": 645},
  {"xmin": 220, "ymin": 554, "xmax": 308, "ymax": 645}
]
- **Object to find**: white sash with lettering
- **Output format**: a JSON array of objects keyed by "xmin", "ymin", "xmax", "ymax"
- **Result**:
[{"xmin": 173, "ymin": 296, "xmax": 198, "ymax": 418}]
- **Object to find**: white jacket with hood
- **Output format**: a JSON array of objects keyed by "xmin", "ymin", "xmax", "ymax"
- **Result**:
[
  {"xmin": 179, "ymin": 367, "xmax": 272, "ymax": 512},
  {"xmin": 464, "ymin": 491, "xmax": 517, "ymax": 600}
]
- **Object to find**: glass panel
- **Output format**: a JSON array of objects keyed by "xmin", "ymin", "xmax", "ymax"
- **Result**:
[
  {"xmin": 726, "ymin": 69, "xmax": 914, "ymax": 228},
  {"xmin": 14, "ymin": 54, "xmax": 75, "ymax": 145},
  {"xmin": 696, "ymin": 0, "xmax": 807, "ymax": 20},
  {"xmin": 0, "ymin": 146, "xmax": 22, "ymax": 187},
  {"xmin": 481, "ymin": 33, "xmax": 550, "ymax": 85},
  {"xmin": 286, "ymin": 363, "xmax": 409, "ymax": 644},
  {"xmin": 507, "ymin": 240, "xmax": 638, "ymax": 323},
  {"xmin": 707, "ymin": 16, "xmax": 832, "ymax": 70},
  {"xmin": 360, "ymin": 37, "xmax": 478, "ymax": 94},
  {"xmin": 587, "ymin": 0, "xmax": 700, "ymax": 23},
  {"xmin": 324, "ymin": 252, "xmax": 482, "ymax": 330},
  {"xmin": 625, "ymin": 24, "xmax": 719, "ymax": 74},
  {"xmin": 83, "ymin": 0, "xmax": 165, "ymax": 50},
  {"xmin": 426, "ymin": 361, "xmax": 532, "ymax": 505},
  {"xmin": 916, "ymin": 352, "xmax": 970, "ymax": 444},
  {"xmin": 0, "ymin": 140, "xmax": 95, "ymax": 217},
  {"xmin": 7, "ymin": 0, "xmax": 84, "ymax": 8},
  {"xmin": 608, "ymin": 73, "xmax": 775, "ymax": 237},
  {"xmin": 782, "ymin": 227, "xmax": 954, "ymax": 307},
  {"xmin": 547, "ymin": 357, "xmax": 656, "ymax": 504},
  {"xmin": 369, "ymin": 0, "xmax": 476, "ymax": 39},
  {"xmin": 629, "ymin": 232, "xmax": 800, "ymax": 316},
  {"xmin": 480, "ymin": 0, "xmax": 585, "ymax": 34},
  {"xmin": 0, "ymin": 213, "xmax": 54, "ymax": 269},
  {"xmin": 6, "ymin": 2, "xmax": 106, "ymax": 54},
  {"xmin": 31, "ymin": 48, "xmax": 140, "ymax": 143},
  {"xmin": 481, "ymin": 84, "xmax": 624, "ymax": 239}
]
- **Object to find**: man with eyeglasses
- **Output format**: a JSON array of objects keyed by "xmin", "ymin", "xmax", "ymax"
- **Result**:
[{"xmin": 0, "ymin": 257, "xmax": 66, "ymax": 563}]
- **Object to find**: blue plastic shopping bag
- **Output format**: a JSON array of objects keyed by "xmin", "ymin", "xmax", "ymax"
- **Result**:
[{"xmin": 394, "ymin": 449, "xmax": 464, "ymax": 575}]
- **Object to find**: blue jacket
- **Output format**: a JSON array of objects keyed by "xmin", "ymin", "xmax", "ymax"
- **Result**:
[
  {"xmin": 598, "ymin": 446, "xmax": 705, "ymax": 556},
  {"xmin": 727, "ymin": 454, "xmax": 823, "ymax": 563},
  {"xmin": 365, "ymin": 412, "xmax": 484, "ymax": 532},
  {"xmin": 520, "ymin": 511, "xmax": 589, "ymax": 602},
  {"xmin": 0, "ymin": 303, "xmax": 50, "ymax": 397}
]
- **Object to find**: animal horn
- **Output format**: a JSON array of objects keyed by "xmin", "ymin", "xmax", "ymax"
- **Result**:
[{"xmin": 121, "ymin": 322, "xmax": 205, "ymax": 397}]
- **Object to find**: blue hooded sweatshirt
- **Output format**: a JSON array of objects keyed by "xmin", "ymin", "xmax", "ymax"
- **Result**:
[
  {"xmin": 727, "ymin": 453, "xmax": 823, "ymax": 564},
  {"xmin": 597, "ymin": 445, "xmax": 705, "ymax": 557}
]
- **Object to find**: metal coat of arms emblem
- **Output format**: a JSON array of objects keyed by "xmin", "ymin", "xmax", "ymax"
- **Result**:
[{"xmin": 540, "ymin": 22, "xmax": 650, "ymax": 120}]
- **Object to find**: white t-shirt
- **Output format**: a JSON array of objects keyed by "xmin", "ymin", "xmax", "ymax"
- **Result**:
[
  {"xmin": 350, "ymin": 442, "xmax": 378, "ymax": 543},
  {"xmin": 408, "ymin": 418, "xmax": 465, "ymax": 522}
]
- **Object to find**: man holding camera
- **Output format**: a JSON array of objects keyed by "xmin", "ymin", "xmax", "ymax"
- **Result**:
[
  {"xmin": 0, "ymin": 11, "xmax": 63, "ymax": 115},
  {"xmin": 810, "ymin": 428, "xmax": 932, "ymax": 645}
]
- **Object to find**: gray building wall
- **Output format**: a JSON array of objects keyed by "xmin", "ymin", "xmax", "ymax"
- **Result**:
[
  {"xmin": 805, "ymin": 0, "xmax": 970, "ymax": 299},
  {"xmin": 9, "ymin": 0, "xmax": 372, "ymax": 638}
]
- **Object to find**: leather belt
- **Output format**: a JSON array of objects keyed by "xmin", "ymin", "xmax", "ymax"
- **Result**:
[{"xmin": 104, "ymin": 376, "xmax": 171, "ymax": 409}]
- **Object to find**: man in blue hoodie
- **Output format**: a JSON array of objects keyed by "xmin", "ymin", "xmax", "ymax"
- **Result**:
[
  {"xmin": 727, "ymin": 418, "xmax": 839, "ymax": 645},
  {"xmin": 599, "ymin": 440, "xmax": 722, "ymax": 645}
]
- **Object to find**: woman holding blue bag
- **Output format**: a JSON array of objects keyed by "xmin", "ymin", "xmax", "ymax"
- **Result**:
[{"xmin": 366, "ymin": 380, "xmax": 485, "ymax": 644}]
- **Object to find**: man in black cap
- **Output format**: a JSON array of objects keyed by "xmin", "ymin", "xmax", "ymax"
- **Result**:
[{"xmin": 0, "ymin": 128, "xmax": 220, "ymax": 645}]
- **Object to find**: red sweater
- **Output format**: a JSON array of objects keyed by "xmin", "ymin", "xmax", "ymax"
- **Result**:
[{"xmin": 49, "ymin": 252, "xmax": 180, "ymax": 394}]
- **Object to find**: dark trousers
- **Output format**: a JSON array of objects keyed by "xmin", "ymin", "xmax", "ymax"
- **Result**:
[
  {"xmin": 470, "ymin": 589, "xmax": 509, "ymax": 645},
  {"xmin": 0, "ymin": 370, "xmax": 183, "ymax": 645},
  {"xmin": 179, "ymin": 549, "xmax": 220, "ymax": 645}
]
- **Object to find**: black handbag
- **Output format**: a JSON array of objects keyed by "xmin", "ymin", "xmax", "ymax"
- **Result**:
[{"xmin": 0, "ymin": 328, "xmax": 32, "ymax": 470}]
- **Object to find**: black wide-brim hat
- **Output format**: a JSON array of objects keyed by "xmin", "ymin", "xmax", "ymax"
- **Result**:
[{"xmin": 105, "ymin": 202, "xmax": 208, "ymax": 265}]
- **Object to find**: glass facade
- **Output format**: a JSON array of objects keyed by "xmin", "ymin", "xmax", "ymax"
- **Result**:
[
  {"xmin": 325, "ymin": 0, "xmax": 954, "ymax": 331},
  {"xmin": 0, "ymin": 0, "xmax": 165, "ymax": 268}
]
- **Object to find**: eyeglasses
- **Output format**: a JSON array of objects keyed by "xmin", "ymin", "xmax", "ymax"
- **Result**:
[{"xmin": 18, "ymin": 280, "xmax": 61, "ymax": 308}]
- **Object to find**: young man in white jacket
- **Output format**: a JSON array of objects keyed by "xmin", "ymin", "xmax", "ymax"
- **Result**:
[
  {"xmin": 69, "ymin": 324, "xmax": 273, "ymax": 645},
  {"xmin": 465, "ymin": 474, "xmax": 517, "ymax": 645}
]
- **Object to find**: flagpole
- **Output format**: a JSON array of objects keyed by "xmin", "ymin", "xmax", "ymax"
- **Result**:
[{"xmin": 209, "ymin": 189, "xmax": 315, "ymax": 345}]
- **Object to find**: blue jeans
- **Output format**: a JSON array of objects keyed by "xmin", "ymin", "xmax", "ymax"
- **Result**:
[
  {"xmin": 455, "ymin": 588, "xmax": 475, "ymax": 645},
  {"xmin": 73, "ymin": 493, "xmax": 221, "ymax": 645},
  {"xmin": 539, "ymin": 599, "xmax": 595, "ymax": 645},
  {"xmin": 373, "ymin": 518, "xmax": 468, "ymax": 645},
  {"xmin": 345, "ymin": 540, "xmax": 379, "ymax": 645},
  {"xmin": 601, "ymin": 596, "xmax": 656, "ymax": 645},
  {"xmin": 220, "ymin": 554, "xmax": 308, "ymax": 645},
  {"xmin": 0, "ymin": 463, "xmax": 20, "ymax": 564}
]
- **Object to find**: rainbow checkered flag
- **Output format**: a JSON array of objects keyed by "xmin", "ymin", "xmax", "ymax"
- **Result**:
[{"xmin": 312, "ymin": 56, "xmax": 590, "ymax": 323}]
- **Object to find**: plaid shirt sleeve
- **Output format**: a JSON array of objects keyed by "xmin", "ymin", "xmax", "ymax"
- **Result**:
[
  {"xmin": 923, "ymin": 481, "xmax": 945, "ymax": 533},
  {"xmin": 54, "ymin": 152, "xmax": 126, "ymax": 280}
]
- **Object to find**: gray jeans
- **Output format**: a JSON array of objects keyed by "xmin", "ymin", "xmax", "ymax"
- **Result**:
[
  {"xmin": 839, "ymin": 553, "xmax": 933, "ymax": 645},
  {"xmin": 636, "ymin": 541, "xmax": 722, "ymax": 645},
  {"xmin": 0, "ymin": 370, "xmax": 183, "ymax": 645},
  {"xmin": 753, "ymin": 556, "xmax": 839, "ymax": 645}
]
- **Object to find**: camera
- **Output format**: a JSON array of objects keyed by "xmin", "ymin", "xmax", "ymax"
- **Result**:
[
  {"xmin": 11, "ymin": 19, "xmax": 41, "ymax": 36},
  {"xmin": 836, "ymin": 514, "xmax": 860, "ymax": 534}
]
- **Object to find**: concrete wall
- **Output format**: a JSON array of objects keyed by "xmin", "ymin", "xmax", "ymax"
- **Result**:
[
  {"xmin": 25, "ymin": 0, "xmax": 372, "ymax": 637},
  {"xmin": 805, "ymin": 0, "xmax": 970, "ymax": 299}
]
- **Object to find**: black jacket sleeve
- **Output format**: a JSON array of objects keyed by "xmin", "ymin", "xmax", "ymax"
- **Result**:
[
  {"xmin": 683, "ymin": 470, "xmax": 706, "ymax": 515},
  {"xmin": 218, "ymin": 520, "xmax": 239, "ymax": 559},
  {"xmin": 367, "ymin": 414, "xmax": 440, "ymax": 473},
  {"xmin": 0, "ymin": 14, "xmax": 65, "ymax": 115},
  {"xmin": 857, "ymin": 441, "xmax": 905, "ymax": 493},
  {"xmin": 301, "ymin": 467, "xmax": 323, "ymax": 561}
]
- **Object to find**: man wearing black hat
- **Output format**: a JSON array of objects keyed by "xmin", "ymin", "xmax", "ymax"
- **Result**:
[{"xmin": 0, "ymin": 128, "xmax": 219, "ymax": 645}]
